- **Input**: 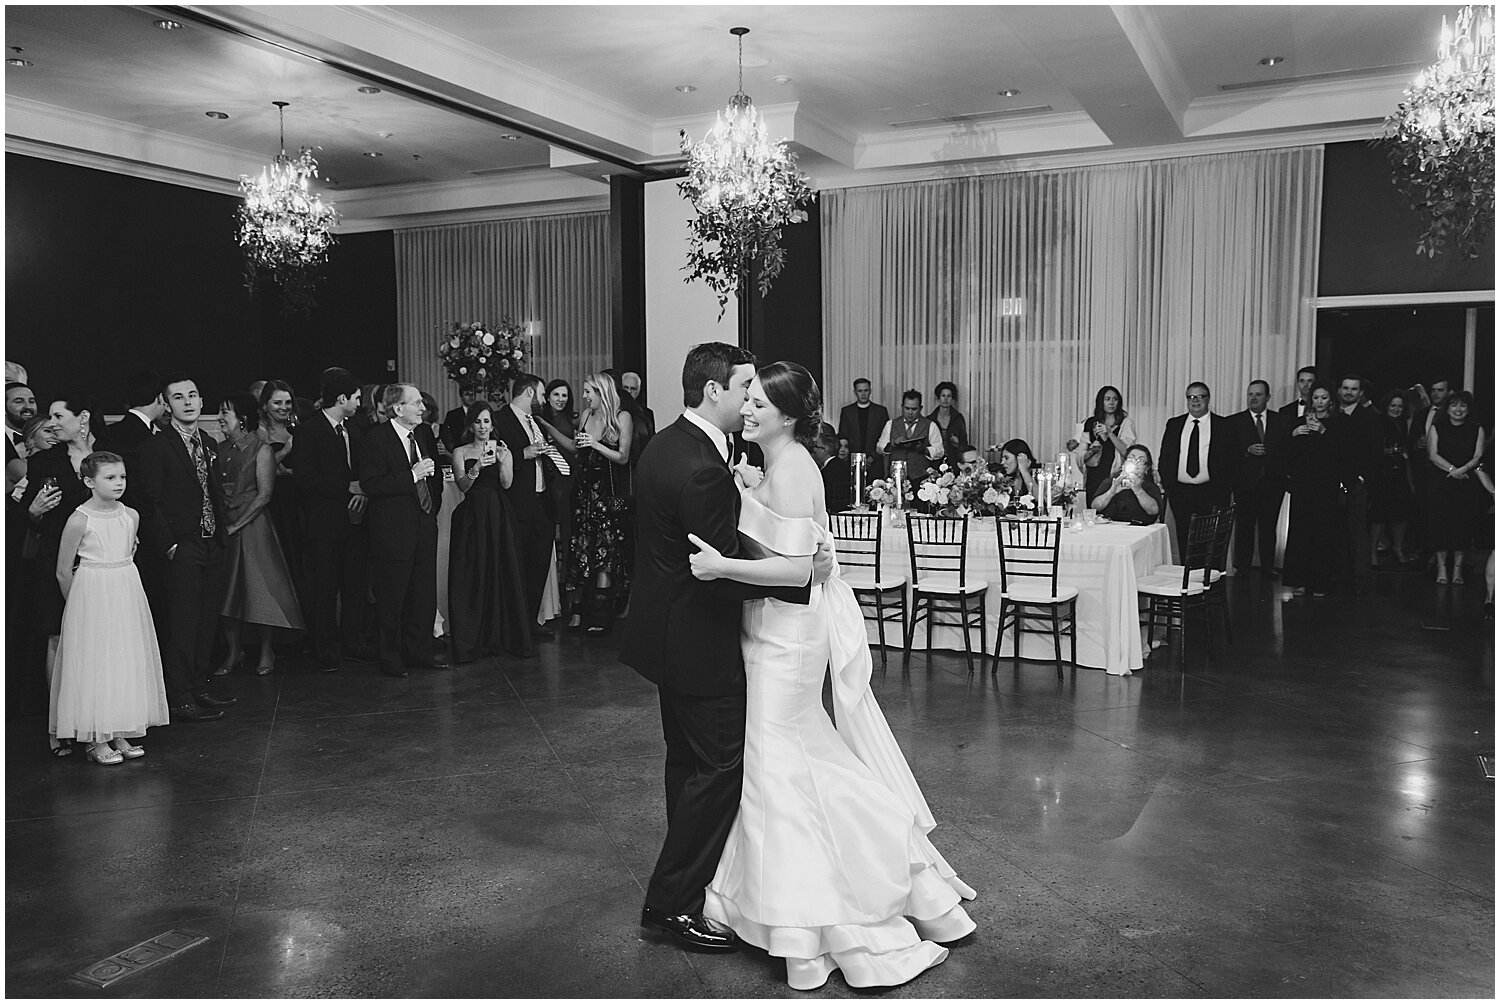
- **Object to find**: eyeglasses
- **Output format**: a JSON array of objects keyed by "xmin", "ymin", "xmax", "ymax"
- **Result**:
[{"xmin": 1185, "ymin": 394, "xmax": 1208, "ymax": 401}]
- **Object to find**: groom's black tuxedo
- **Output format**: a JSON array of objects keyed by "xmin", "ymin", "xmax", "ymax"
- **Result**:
[{"xmin": 623, "ymin": 414, "xmax": 811, "ymax": 917}]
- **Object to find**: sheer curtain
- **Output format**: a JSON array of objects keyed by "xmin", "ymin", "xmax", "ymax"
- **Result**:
[
  {"xmin": 394, "ymin": 212, "xmax": 611, "ymax": 401},
  {"xmin": 822, "ymin": 147, "xmax": 1323, "ymax": 461}
]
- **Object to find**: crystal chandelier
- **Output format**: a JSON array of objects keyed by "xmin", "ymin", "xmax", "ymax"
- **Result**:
[
  {"xmin": 1382, "ymin": 5, "xmax": 1495, "ymax": 258},
  {"xmin": 678, "ymin": 27, "xmax": 815, "ymax": 317},
  {"xmin": 236, "ymin": 101, "xmax": 339, "ymax": 308}
]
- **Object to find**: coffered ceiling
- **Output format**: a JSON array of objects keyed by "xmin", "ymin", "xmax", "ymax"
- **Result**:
[{"xmin": 4, "ymin": 4, "xmax": 1446, "ymax": 229}]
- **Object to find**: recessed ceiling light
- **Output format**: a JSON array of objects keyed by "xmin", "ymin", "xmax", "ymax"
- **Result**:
[
  {"xmin": 363, "ymin": 151, "xmax": 382, "ymax": 158},
  {"xmin": 376, "ymin": 130, "xmax": 394, "ymax": 139},
  {"xmin": 676, "ymin": 84, "xmax": 696, "ymax": 93},
  {"xmin": 998, "ymin": 88, "xmax": 1021, "ymax": 97},
  {"xmin": 773, "ymin": 75, "xmax": 792, "ymax": 86},
  {"xmin": 498, "ymin": 134, "xmax": 521, "ymax": 141},
  {"xmin": 1259, "ymin": 56, "xmax": 1284, "ymax": 66},
  {"xmin": 205, "ymin": 110, "xmax": 229, "ymax": 119},
  {"xmin": 358, "ymin": 85, "xmax": 381, "ymax": 94},
  {"xmin": 7, "ymin": 58, "xmax": 33, "ymax": 67},
  {"xmin": 154, "ymin": 18, "xmax": 183, "ymax": 30}
]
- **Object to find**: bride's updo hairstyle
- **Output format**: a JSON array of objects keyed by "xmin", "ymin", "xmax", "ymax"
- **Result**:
[{"xmin": 758, "ymin": 361, "xmax": 822, "ymax": 449}]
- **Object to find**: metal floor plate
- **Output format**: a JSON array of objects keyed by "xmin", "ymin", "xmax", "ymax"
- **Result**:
[{"xmin": 72, "ymin": 930, "xmax": 209, "ymax": 988}]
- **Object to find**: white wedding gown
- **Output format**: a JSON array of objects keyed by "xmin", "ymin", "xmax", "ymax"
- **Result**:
[{"xmin": 703, "ymin": 493, "xmax": 977, "ymax": 990}]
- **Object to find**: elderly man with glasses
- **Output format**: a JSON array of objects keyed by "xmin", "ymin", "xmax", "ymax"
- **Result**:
[{"xmin": 1159, "ymin": 381, "xmax": 1238, "ymax": 563}]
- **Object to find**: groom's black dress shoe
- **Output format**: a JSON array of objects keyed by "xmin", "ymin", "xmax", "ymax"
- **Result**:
[{"xmin": 640, "ymin": 906, "xmax": 739, "ymax": 953}]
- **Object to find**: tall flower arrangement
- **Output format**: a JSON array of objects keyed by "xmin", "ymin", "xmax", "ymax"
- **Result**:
[
  {"xmin": 1381, "ymin": 4, "xmax": 1495, "ymax": 258},
  {"xmin": 437, "ymin": 319, "xmax": 529, "ymax": 403}
]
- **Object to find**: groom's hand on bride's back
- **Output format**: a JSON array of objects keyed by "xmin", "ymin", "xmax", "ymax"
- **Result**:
[{"xmin": 812, "ymin": 538, "xmax": 835, "ymax": 586}]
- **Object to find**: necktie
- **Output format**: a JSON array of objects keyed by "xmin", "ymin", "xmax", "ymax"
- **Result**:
[
  {"xmin": 1255, "ymin": 413, "xmax": 1264, "ymax": 444},
  {"xmin": 1186, "ymin": 419, "xmax": 1201, "ymax": 478},
  {"xmin": 409, "ymin": 432, "xmax": 434, "ymax": 515},
  {"xmin": 336, "ymin": 422, "xmax": 350, "ymax": 471},
  {"xmin": 188, "ymin": 433, "xmax": 217, "ymax": 535}
]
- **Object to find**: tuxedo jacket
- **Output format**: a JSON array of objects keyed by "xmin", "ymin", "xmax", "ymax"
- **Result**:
[
  {"xmin": 493, "ymin": 404, "xmax": 551, "ymax": 522},
  {"xmin": 822, "ymin": 455, "xmax": 853, "ymax": 512},
  {"xmin": 136, "ymin": 425, "xmax": 226, "ymax": 557},
  {"xmin": 292, "ymin": 412, "xmax": 366, "ymax": 540},
  {"xmin": 1158, "ymin": 412, "xmax": 1237, "ymax": 494},
  {"xmin": 1227, "ymin": 408, "xmax": 1291, "ymax": 490},
  {"xmin": 358, "ymin": 421, "xmax": 445, "ymax": 562},
  {"xmin": 621, "ymin": 416, "xmax": 810, "ymax": 697},
  {"xmin": 1333, "ymin": 404, "xmax": 1384, "ymax": 483},
  {"xmin": 837, "ymin": 402, "xmax": 890, "ymax": 457},
  {"xmin": 1278, "ymin": 400, "xmax": 1308, "ymax": 421},
  {"xmin": 110, "ymin": 413, "xmax": 157, "ymax": 510}
]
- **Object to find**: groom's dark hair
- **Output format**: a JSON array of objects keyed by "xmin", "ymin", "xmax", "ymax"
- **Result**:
[{"xmin": 682, "ymin": 342, "xmax": 757, "ymax": 408}]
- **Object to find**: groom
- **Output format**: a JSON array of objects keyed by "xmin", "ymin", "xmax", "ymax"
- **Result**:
[{"xmin": 623, "ymin": 343, "xmax": 830, "ymax": 952}]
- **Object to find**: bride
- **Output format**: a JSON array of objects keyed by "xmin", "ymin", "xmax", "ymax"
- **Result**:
[{"xmin": 687, "ymin": 361, "xmax": 976, "ymax": 991}]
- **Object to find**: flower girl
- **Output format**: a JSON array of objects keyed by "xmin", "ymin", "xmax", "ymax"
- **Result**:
[{"xmin": 50, "ymin": 451, "xmax": 169, "ymax": 765}]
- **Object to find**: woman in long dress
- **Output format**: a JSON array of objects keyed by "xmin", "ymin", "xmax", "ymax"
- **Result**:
[
  {"xmin": 214, "ymin": 393, "xmax": 305, "ymax": 674},
  {"xmin": 687, "ymin": 361, "xmax": 976, "ymax": 991},
  {"xmin": 447, "ymin": 402, "xmax": 534, "ymax": 661},
  {"xmin": 566, "ymin": 373, "xmax": 634, "ymax": 634},
  {"xmin": 1282, "ymin": 382, "xmax": 1343, "ymax": 598},
  {"xmin": 1426, "ymin": 390, "xmax": 1492, "ymax": 584}
]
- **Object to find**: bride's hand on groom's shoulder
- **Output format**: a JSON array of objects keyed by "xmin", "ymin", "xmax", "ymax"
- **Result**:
[
  {"xmin": 687, "ymin": 533, "xmax": 726, "ymax": 580},
  {"xmin": 732, "ymin": 454, "xmax": 764, "ymax": 490}
]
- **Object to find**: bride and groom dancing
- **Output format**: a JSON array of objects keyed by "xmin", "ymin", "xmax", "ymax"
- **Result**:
[{"xmin": 621, "ymin": 343, "xmax": 976, "ymax": 991}]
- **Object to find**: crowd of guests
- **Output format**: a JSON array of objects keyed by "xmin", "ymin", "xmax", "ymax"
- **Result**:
[
  {"xmin": 830, "ymin": 370, "xmax": 1494, "ymax": 601},
  {"xmin": 5, "ymin": 360, "xmax": 659, "ymax": 763}
]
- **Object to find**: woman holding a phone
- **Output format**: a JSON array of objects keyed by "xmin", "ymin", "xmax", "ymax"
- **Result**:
[
  {"xmin": 1283, "ymin": 381, "xmax": 1343, "ymax": 598},
  {"xmin": 447, "ymin": 401, "xmax": 534, "ymax": 661},
  {"xmin": 1067, "ymin": 385, "xmax": 1136, "ymax": 504},
  {"xmin": 1090, "ymin": 444, "xmax": 1161, "ymax": 524}
]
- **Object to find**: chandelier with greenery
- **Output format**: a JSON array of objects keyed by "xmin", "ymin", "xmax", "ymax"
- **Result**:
[
  {"xmin": 236, "ymin": 101, "xmax": 340, "ymax": 311},
  {"xmin": 1381, "ymin": 5, "xmax": 1495, "ymax": 258},
  {"xmin": 678, "ymin": 27, "xmax": 815, "ymax": 317}
]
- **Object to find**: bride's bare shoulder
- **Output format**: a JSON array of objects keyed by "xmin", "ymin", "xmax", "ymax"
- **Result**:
[{"xmin": 761, "ymin": 445, "xmax": 823, "ymax": 519}]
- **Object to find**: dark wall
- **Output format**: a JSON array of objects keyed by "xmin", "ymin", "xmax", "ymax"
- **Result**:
[
  {"xmin": 5, "ymin": 153, "xmax": 396, "ymax": 414},
  {"xmin": 1319, "ymin": 140, "xmax": 1495, "ymax": 296},
  {"xmin": 741, "ymin": 200, "xmax": 824, "ymax": 386}
]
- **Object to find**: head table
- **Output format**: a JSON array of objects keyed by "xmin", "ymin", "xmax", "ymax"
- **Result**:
[{"xmin": 841, "ymin": 515, "xmax": 1171, "ymax": 676}]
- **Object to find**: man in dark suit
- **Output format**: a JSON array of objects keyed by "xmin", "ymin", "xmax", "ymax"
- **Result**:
[
  {"xmin": 621, "ymin": 370, "xmax": 657, "ymax": 438},
  {"xmin": 1159, "ymin": 380, "xmax": 1237, "ymax": 562},
  {"xmin": 836, "ymin": 378, "xmax": 889, "ymax": 478},
  {"xmin": 4, "ymin": 382, "xmax": 36, "ymax": 464},
  {"xmin": 1228, "ymin": 379, "xmax": 1289, "ymax": 575},
  {"xmin": 494, "ymin": 372, "xmax": 564, "ymax": 641},
  {"xmin": 1335, "ymin": 372, "xmax": 1383, "ymax": 594},
  {"xmin": 292, "ymin": 367, "xmax": 376, "ymax": 672},
  {"xmin": 136, "ymin": 374, "xmax": 238, "ymax": 723},
  {"xmin": 1278, "ymin": 365, "xmax": 1317, "ymax": 422},
  {"xmin": 813, "ymin": 424, "xmax": 852, "ymax": 512},
  {"xmin": 622, "ymin": 343, "xmax": 832, "ymax": 954},
  {"xmin": 359, "ymin": 383, "xmax": 448, "ymax": 678},
  {"xmin": 438, "ymin": 387, "xmax": 478, "ymax": 453},
  {"xmin": 111, "ymin": 371, "xmax": 165, "ymax": 501}
]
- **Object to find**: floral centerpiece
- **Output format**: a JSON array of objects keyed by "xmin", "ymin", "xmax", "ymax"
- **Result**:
[
  {"xmin": 866, "ymin": 477, "xmax": 914, "ymax": 508},
  {"xmin": 915, "ymin": 461, "xmax": 1038, "ymax": 517},
  {"xmin": 437, "ymin": 319, "xmax": 529, "ymax": 403}
]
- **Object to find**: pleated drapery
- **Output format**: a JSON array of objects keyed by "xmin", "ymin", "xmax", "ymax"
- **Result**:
[
  {"xmin": 821, "ymin": 147, "xmax": 1323, "ymax": 461},
  {"xmin": 394, "ymin": 212, "xmax": 611, "ymax": 401}
]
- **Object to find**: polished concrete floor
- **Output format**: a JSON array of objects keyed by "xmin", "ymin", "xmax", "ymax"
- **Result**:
[{"xmin": 6, "ymin": 567, "xmax": 1494, "ymax": 998}]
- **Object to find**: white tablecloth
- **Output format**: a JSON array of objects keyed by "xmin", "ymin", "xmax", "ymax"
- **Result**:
[{"xmin": 853, "ymin": 517, "xmax": 1171, "ymax": 675}]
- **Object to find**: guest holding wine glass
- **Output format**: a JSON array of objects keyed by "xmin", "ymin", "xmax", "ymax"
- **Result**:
[
  {"xmin": 1426, "ymin": 391, "xmax": 1491, "ymax": 585},
  {"xmin": 1283, "ymin": 382, "xmax": 1343, "ymax": 597},
  {"xmin": 1369, "ymin": 389, "xmax": 1415, "ymax": 566},
  {"xmin": 567, "ymin": 373, "xmax": 634, "ymax": 634},
  {"xmin": 213, "ymin": 393, "xmax": 305, "ymax": 675},
  {"xmin": 447, "ymin": 402, "xmax": 535, "ymax": 661},
  {"xmin": 19, "ymin": 394, "xmax": 110, "ymax": 753},
  {"xmin": 996, "ymin": 438, "xmax": 1038, "ymax": 502},
  {"xmin": 257, "ymin": 380, "xmax": 306, "ymax": 598},
  {"xmin": 927, "ymin": 382, "xmax": 968, "ymax": 468},
  {"xmin": 1090, "ymin": 444, "xmax": 1162, "ymax": 524},
  {"xmin": 1068, "ymin": 385, "xmax": 1137, "ymax": 504}
]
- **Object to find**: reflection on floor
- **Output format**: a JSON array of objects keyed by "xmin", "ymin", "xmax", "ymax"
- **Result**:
[{"xmin": 6, "ymin": 571, "xmax": 1494, "ymax": 998}]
